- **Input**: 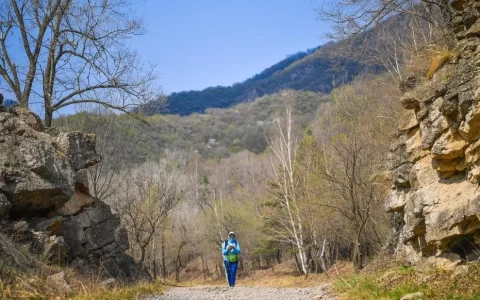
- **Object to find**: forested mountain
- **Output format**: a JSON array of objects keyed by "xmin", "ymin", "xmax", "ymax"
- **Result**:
[
  {"xmin": 139, "ymin": 43, "xmax": 377, "ymax": 116},
  {"xmin": 57, "ymin": 90, "xmax": 329, "ymax": 162}
]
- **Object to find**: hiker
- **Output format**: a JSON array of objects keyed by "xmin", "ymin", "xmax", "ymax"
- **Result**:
[{"xmin": 222, "ymin": 231, "xmax": 241, "ymax": 287}]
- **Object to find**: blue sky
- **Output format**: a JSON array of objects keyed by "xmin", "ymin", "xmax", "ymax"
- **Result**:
[
  {"xmin": 133, "ymin": 0, "xmax": 330, "ymax": 94},
  {"xmin": 2, "ymin": 0, "xmax": 330, "ymax": 117}
]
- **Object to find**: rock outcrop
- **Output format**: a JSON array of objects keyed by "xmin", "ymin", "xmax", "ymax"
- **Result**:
[
  {"xmin": 387, "ymin": 0, "xmax": 480, "ymax": 265},
  {"xmin": 0, "ymin": 101, "xmax": 147, "ymax": 280}
]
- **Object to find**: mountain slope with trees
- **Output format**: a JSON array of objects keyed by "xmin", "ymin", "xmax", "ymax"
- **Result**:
[
  {"xmin": 139, "ymin": 43, "xmax": 377, "ymax": 116},
  {"xmin": 57, "ymin": 90, "xmax": 329, "ymax": 162}
]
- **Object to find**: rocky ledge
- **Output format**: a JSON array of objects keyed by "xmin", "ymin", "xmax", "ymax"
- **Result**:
[
  {"xmin": 0, "ymin": 102, "xmax": 147, "ymax": 280},
  {"xmin": 387, "ymin": 0, "xmax": 480, "ymax": 267}
]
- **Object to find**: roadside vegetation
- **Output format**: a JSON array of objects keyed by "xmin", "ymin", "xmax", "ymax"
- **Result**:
[
  {"xmin": 0, "ymin": 264, "xmax": 164, "ymax": 300},
  {"xmin": 333, "ymin": 262, "xmax": 480, "ymax": 299}
]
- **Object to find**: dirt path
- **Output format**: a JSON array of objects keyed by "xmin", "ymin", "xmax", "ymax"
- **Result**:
[{"xmin": 146, "ymin": 284, "xmax": 336, "ymax": 300}]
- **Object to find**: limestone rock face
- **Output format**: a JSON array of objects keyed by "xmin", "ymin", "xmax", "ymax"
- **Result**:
[
  {"xmin": 387, "ymin": 0, "xmax": 480, "ymax": 265},
  {"xmin": 0, "ymin": 104, "xmax": 147, "ymax": 280},
  {"xmin": 0, "ymin": 233, "xmax": 35, "ymax": 273}
]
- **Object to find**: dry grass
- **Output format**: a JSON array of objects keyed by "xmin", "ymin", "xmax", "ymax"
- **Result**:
[
  {"xmin": 402, "ymin": 41, "xmax": 456, "ymax": 81},
  {"xmin": 0, "ymin": 264, "xmax": 165, "ymax": 300},
  {"xmin": 333, "ymin": 262, "xmax": 480, "ymax": 300},
  {"xmin": 426, "ymin": 48, "xmax": 456, "ymax": 79},
  {"xmin": 238, "ymin": 261, "xmax": 355, "ymax": 288},
  {"xmin": 70, "ymin": 281, "xmax": 165, "ymax": 300}
]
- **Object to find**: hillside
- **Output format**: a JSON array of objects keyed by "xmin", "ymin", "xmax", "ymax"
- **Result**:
[
  {"xmin": 139, "ymin": 43, "xmax": 374, "ymax": 116},
  {"xmin": 56, "ymin": 90, "xmax": 329, "ymax": 163}
]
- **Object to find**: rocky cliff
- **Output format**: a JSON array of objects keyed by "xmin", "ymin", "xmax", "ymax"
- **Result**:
[
  {"xmin": 0, "ymin": 99, "xmax": 146, "ymax": 280},
  {"xmin": 387, "ymin": 0, "xmax": 480, "ymax": 266}
]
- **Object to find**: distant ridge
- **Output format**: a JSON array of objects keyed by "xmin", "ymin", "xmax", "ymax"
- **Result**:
[{"xmin": 139, "ymin": 42, "xmax": 378, "ymax": 116}]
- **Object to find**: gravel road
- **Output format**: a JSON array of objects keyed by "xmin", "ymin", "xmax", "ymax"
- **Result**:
[{"xmin": 145, "ymin": 284, "xmax": 336, "ymax": 300}]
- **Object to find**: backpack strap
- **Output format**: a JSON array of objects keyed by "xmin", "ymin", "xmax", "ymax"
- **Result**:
[{"xmin": 224, "ymin": 240, "xmax": 238, "ymax": 249}]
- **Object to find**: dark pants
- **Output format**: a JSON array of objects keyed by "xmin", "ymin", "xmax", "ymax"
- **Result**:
[{"xmin": 224, "ymin": 260, "xmax": 238, "ymax": 287}]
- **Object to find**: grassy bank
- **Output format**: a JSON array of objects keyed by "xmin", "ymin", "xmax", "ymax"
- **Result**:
[
  {"xmin": 0, "ymin": 267, "xmax": 165, "ymax": 300},
  {"xmin": 70, "ymin": 281, "xmax": 165, "ymax": 300},
  {"xmin": 333, "ymin": 263, "xmax": 480, "ymax": 299}
]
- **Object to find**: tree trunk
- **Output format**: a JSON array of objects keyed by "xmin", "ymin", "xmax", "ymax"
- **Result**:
[
  {"xmin": 352, "ymin": 237, "xmax": 363, "ymax": 271},
  {"xmin": 151, "ymin": 237, "xmax": 157, "ymax": 278},
  {"xmin": 293, "ymin": 253, "xmax": 301, "ymax": 275},
  {"xmin": 295, "ymin": 241, "xmax": 308, "ymax": 275},
  {"xmin": 140, "ymin": 245, "xmax": 146, "ymax": 264},
  {"xmin": 152, "ymin": 258, "xmax": 157, "ymax": 278},
  {"xmin": 175, "ymin": 266, "xmax": 180, "ymax": 282},
  {"xmin": 19, "ymin": 97, "xmax": 29, "ymax": 109},
  {"xmin": 44, "ymin": 107, "xmax": 53, "ymax": 127},
  {"xmin": 161, "ymin": 231, "xmax": 167, "ymax": 278}
]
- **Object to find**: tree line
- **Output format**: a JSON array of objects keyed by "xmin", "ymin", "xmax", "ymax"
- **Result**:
[
  {"xmin": 57, "ymin": 73, "xmax": 402, "ymax": 281},
  {"xmin": 3, "ymin": 0, "xmax": 459, "ymax": 282}
]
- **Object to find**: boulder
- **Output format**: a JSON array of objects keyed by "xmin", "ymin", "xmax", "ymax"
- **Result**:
[
  {"xmin": 393, "ymin": 163, "xmax": 414, "ymax": 187},
  {"xmin": 99, "ymin": 253, "xmax": 151, "ymax": 280},
  {"xmin": 53, "ymin": 132, "xmax": 100, "ymax": 172},
  {"xmin": 459, "ymin": 102, "xmax": 480, "ymax": 141},
  {"xmin": 58, "ymin": 200, "xmax": 144, "ymax": 279},
  {"xmin": 57, "ymin": 190, "xmax": 94, "ymax": 216},
  {"xmin": 385, "ymin": 190, "xmax": 409, "ymax": 212},
  {"xmin": 46, "ymin": 271, "xmax": 72, "ymax": 295},
  {"xmin": 8, "ymin": 106, "xmax": 44, "ymax": 132},
  {"xmin": 100, "ymin": 278, "xmax": 116, "ymax": 289},
  {"xmin": 452, "ymin": 265, "xmax": 469, "ymax": 278},
  {"xmin": 0, "ymin": 110, "xmax": 100, "ymax": 216},
  {"xmin": 0, "ymin": 107, "xmax": 147, "ymax": 281}
]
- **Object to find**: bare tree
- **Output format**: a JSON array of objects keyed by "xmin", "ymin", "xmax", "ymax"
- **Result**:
[
  {"xmin": 311, "ymin": 76, "xmax": 400, "ymax": 271},
  {"xmin": 0, "ymin": 0, "xmax": 158, "ymax": 126},
  {"xmin": 316, "ymin": 0, "xmax": 455, "ymax": 83},
  {"xmin": 112, "ymin": 161, "xmax": 187, "ymax": 264},
  {"xmin": 265, "ymin": 98, "xmax": 310, "ymax": 275},
  {"xmin": 172, "ymin": 217, "xmax": 188, "ymax": 283},
  {"xmin": 317, "ymin": 0, "xmax": 453, "ymax": 38}
]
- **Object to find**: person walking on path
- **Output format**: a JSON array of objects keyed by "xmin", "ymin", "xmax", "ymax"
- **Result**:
[{"xmin": 222, "ymin": 231, "xmax": 241, "ymax": 287}]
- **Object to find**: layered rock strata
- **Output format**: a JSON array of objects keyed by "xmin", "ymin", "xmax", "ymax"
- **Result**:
[{"xmin": 387, "ymin": 0, "xmax": 480, "ymax": 264}]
